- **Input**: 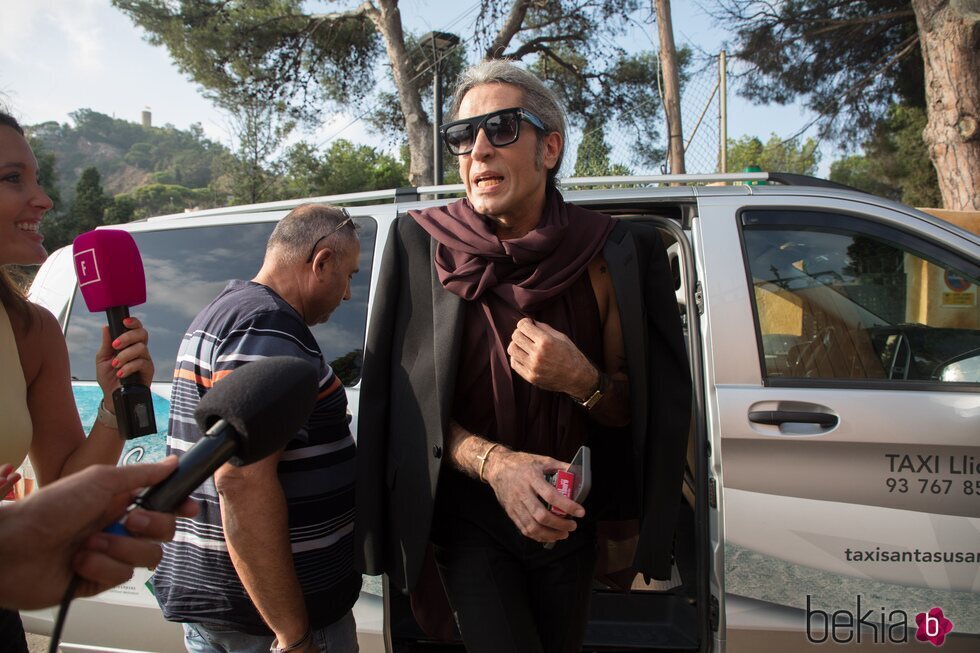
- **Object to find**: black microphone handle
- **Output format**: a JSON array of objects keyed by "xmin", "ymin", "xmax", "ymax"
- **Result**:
[
  {"xmin": 105, "ymin": 305, "xmax": 139, "ymax": 387},
  {"xmin": 134, "ymin": 420, "xmax": 239, "ymax": 512},
  {"xmin": 105, "ymin": 304, "xmax": 157, "ymax": 438}
]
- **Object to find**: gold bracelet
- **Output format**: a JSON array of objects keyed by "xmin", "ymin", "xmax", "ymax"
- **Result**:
[{"xmin": 477, "ymin": 442, "xmax": 500, "ymax": 483}]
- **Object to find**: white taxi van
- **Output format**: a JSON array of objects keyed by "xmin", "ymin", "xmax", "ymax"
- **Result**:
[{"xmin": 21, "ymin": 173, "xmax": 980, "ymax": 651}]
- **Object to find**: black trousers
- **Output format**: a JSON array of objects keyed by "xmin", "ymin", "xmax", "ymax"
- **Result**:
[
  {"xmin": 0, "ymin": 609, "xmax": 28, "ymax": 653},
  {"xmin": 433, "ymin": 519, "xmax": 597, "ymax": 653}
]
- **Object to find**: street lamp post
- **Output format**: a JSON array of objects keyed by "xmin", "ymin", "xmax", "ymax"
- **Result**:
[{"xmin": 421, "ymin": 31, "xmax": 460, "ymax": 186}]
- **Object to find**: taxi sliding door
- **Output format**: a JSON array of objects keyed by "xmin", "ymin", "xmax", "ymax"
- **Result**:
[{"xmin": 694, "ymin": 192, "xmax": 980, "ymax": 649}]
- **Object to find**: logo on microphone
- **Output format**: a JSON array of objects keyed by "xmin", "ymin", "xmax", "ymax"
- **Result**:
[{"xmin": 74, "ymin": 248, "xmax": 101, "ymax": 286}]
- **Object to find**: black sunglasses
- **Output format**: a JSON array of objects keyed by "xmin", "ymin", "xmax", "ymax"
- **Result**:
[
  {"xmin": 306, "ymin": 210, "xmax": 354, "ymax": 263},
  {"xmin": 440, "ymin": 107, "xmax": 547, "ymax": 156}
]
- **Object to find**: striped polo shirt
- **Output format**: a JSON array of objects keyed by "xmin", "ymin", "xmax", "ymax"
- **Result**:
[{"xmin": 152, "ymin": 280, "xmax": 361, "ymax": 634}]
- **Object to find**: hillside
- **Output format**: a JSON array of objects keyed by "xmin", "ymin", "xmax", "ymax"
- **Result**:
[
  {"xmin": 29, "ymin": 109, "xmax": 231, "ymax": 204},
  {"xmin": 22, "ymin": 108, "xmax": 409, "ymax": 252}
]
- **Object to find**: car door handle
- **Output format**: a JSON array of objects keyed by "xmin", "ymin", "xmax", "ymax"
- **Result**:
[{"xmin": 748, "ymin": 410, "xmax": 838, "ymax": 427}]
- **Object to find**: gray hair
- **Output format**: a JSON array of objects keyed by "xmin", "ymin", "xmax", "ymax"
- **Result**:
[
  {"xmin": 267, "ymin": 204, "xmax": 357, "ymax": 265},
  {"xmin": 448, "ymin": 60, "xmax": 566, "ymax": 187}
]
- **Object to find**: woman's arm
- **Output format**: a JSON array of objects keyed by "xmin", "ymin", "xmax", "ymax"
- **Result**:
[{"xmin": 21, "ymin": 306, "xmax": 153, "ymax": 485}]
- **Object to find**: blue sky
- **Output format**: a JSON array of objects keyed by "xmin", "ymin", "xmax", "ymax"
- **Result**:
[{"xmin": 0, "ymin": 0, "xmax": 829, "ymax": 175}]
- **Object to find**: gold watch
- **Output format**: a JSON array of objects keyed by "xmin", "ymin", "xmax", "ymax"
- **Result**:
[{"xmin": 577, "ymin": 372, "xmax": 606, "ymax": 409}]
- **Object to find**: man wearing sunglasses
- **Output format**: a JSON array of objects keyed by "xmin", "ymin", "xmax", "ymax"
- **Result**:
[
  {"xmin": 153, "ymin": 205, "xmax": 362, "ymax": 653},
  {"xmin": 357, "ymin": 61, "xmax": 691, "ymax": 653}
]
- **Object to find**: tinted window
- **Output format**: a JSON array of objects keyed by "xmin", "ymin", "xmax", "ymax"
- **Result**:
[
  {"xmin": 65, "ymin": 218, "xmax": 377, "ymax": 385},
  {"xmin": 743, "ymin": 212, "xmax": 980, "ymax": 383}
]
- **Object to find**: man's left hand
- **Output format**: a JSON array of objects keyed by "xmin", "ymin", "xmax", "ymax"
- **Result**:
[{"xmin": 508, "ymin": 318, "xmax": 597, "ymax": 399}]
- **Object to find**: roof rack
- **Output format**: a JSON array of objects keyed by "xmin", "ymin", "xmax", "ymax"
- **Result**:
[
  {"xmin": 146, "ymin": 187, "xmax": 406, "ymax": 222},
  {"xmin": 420, "ymin": 172, "xmax": 858, "ymax": 195},
  {"xmin": 145, "ymin": 171, "xmax": 856, "ymax": 222},
  {"xmin": 763, "ymin": 172, "xmax": 857, "ymax": 191},
  {"xmin": 558, "ymin": 172, "xmax": 857, "ymax": 191}
]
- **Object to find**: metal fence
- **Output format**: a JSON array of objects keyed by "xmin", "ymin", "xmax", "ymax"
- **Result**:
[{"xmin": 567, "ymin": 51, "xmax": 727, "ymax": 177}]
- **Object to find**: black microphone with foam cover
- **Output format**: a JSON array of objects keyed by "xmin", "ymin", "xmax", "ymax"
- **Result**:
[
  {"xmin": 72, "ymin": 228, "xmax": 156, "ymax": 438},
  {"xmin": 133, "ymin": 356, "xmax": 318, "ymax": 513}
]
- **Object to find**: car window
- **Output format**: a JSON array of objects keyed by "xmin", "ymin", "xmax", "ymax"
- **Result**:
[
  {"xmin": 65, "ymin": 217, "xmax": 377, "ymax": 386},
  {"xmin": 742, "ymin": 210, "xmax": 980, "ymax": 384}
]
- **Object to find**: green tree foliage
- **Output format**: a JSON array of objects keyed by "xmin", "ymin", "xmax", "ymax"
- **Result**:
[
  {"xmin": 573, "ymin": 120, "xmax": 632, "ymax": 177},
  {"xmin": 219, "ymin": 99, "xmax": 296, "ymax": 205},
  {"xmin": 28, "ymin": 110, "xmax": 230, "ymax": 201},
  {"xmin": 114, "ymin": 184, "xmax": 218, "ymax": 221},
  {"xmin": 30, "ymin": 138, "xmax": 63, "ymax": 212},
  {"xmin": 113, "ymin": 0, "xmax": 665, "ymax": 184},
  {"xmin": 38, "ymin": 215, "xmax": 77, "ymax": 255},
  {"xmin": 69, "ymin": 109, "xmax": 148, "ymax": 150},
  {"xmin": 22, "ymin": 106, "xmax": 424, "ymax": 238},
  {"xmin": 366, "ymin": 31, "xmax": 468, "ymax": 146},
  {"xmin": 71, "ymin": 167, "xmax": 111, "ymax": 234},
  {"xmin": 727, "ymin": 134, "xmax": 821, "ymax": 175},
  {"xmin": 112, "ymin": 0, "xmax": 379, "ymax": 187},
  {"xmin": 828, "ymin": 155, "xmax": 898, "ymax": 199},
  {"xmin": 105, "ymin": 195, "xmax": 137, "ymax": 225},
  {"xmin": 40, "ymin": 167, "xmax": 113, "ymax": 254},
  {"xmin": 28, "ymin": 138, "xmax": 75, "ymax": 253},
  {"xmin": 861, "ymin": 104, "xmax": 940, "ymax": 208},
  {"xmin": 531, "ymin": 48, "xmax": 683, "ymax": 168},
  {"xmin": 278, "ymin": 140, "xmax": 409, "ymax": 199},
  {"xmin": 830, "ymin": 104, "xmax": 941, "ymax": 207},
  {"xmin": 26, "ymin": 114, "xmax": 239, "ymax": 251},
  {"xmin": 713, "ymin": 0, "xmax": 922, "ymax": 144},
  {"xmin": 113, "ymin": 0, "xmax": 380, "ymax": 122}
]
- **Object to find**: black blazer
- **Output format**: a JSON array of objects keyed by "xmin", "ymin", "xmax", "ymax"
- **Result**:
[{"xmin": 355, "ymin": 214, "xmax": 692, "ymax": 593}]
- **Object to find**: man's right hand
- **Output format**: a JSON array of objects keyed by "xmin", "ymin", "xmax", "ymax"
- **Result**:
[{"xmin": 483, "ymin": 449, "xmax": 585, "ymax": 543}]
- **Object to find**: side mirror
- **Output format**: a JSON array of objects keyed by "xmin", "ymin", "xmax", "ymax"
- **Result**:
[{"xmin": 938, "ymin": 353, "xmax": 980, "ymax": 383}]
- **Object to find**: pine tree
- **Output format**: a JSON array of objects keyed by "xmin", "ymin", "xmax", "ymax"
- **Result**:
[{"xmin": 71, "ymin": 167, "xmax": 110, "ymax": 234}]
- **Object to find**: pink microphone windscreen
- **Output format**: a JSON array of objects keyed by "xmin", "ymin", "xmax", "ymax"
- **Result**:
[{"xmin": 72, "ymin": 229, "xmax": 147, "ymax": 311}]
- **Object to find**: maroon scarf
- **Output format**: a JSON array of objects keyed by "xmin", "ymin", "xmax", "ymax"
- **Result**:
[{"xmin": 412, "ymin": 189, "xmax": 614, "ymax": 454}]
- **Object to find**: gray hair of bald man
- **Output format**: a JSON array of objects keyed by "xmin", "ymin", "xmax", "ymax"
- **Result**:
[
  {"xmin": 447, "ymin": 59, "xmax": 567, "ymax": 188},
  {"xmin": 266, "ymin": 204, "xmax": 357, "ymax": 266}
]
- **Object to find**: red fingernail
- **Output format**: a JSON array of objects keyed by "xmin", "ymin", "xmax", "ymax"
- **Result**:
[
  {"xmin": 112, "ymin": 339, "xmax": 121, "ymax": 348},
  {"xmin": 117, "ymin": 370, "xmax": 124, "ymax": 378},
  {"xmin": 111, "ymin": 359, "xmax": 119, "ymax": 368}
]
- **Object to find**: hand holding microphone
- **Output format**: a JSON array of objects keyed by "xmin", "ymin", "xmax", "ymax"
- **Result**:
[
  {"xmin": 0, "ymin": 459, "xmax": 195, "ymax": 611},
  {"xmin": 72, "ymin": 229, "xmax": 156, "ymax": 438},
  {"xmin": 44, "ymin": 356, "xmax": 318, "ymax": 648},
  {"xmin": 118, "ymin": 356, "xmax": 319, "ymax": 517},
  {"xmin": 102, "ymin": 355, "xmax": 317, "ymax": 536}
]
